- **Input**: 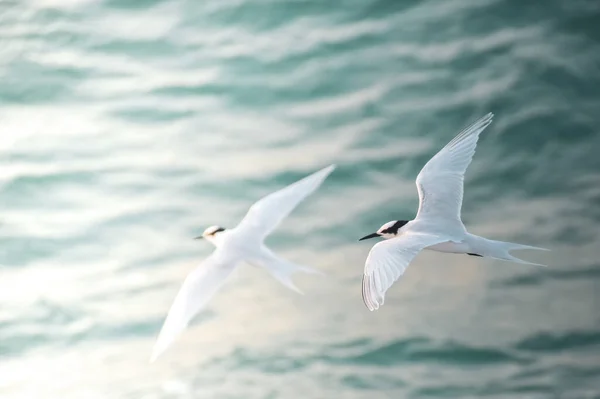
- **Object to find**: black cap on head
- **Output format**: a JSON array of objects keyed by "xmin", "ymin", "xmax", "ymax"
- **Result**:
[
  {"xmin": 358, "ymin": 220, "xmax": 409, "ymax": 241},
  {"xmin": 195, "ymin": 226, "xmax": 225, "ymax": 240}
]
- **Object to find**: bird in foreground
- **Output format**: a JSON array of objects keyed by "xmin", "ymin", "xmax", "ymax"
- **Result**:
[
  {"xmin": 358, "ymin": 113, "xmax": 548, "ymax": 311},
  {"xmin": 150, "ymin": 164, "xmax": 335, "ymax": 362}
]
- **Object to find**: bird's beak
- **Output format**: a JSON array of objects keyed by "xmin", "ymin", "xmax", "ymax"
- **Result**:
[
  {"xmin": 194, "ymin": 235, "xmax": 203, "ymax": 240},
  {"xmin": 359, "ymin": 232, "xmax": 380, "ymax": 241}
]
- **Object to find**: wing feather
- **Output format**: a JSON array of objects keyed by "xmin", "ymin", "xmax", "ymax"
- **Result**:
[
  {"xmin": 235, "ymin": 164, "xmax": 335, "ymax": 239},
  {"xmin": 362, "ymin": 233, "xmax": 447, "ymax": 311},
  {"xmin": 415, "ymin": 113, "xmax": 493, "ymax": 236},
  {"xmin": 150, "ymin": 250, "xmax": 240, "ymax": 362}
]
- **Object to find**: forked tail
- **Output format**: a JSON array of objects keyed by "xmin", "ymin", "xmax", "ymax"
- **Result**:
[
  {"xmin": 250, "ymin": 250, "xmax": 325, "ymax": 294},
  {"xmin": 470, "ymin": 235, "xmax": 549, "ymax": 266}
]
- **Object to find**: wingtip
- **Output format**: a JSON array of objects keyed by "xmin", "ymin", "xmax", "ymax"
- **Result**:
[
  {"xmin": 362, "ymin": 274, "xmax": 381, "ymax": 312},
  {"xmin": 482, "ymin": 112, "xmax": 494, "ymax": 124},
  {"xmin": 472, "ymin": 112, "xmax": 495, "ymax": 133},
  {"xmin": 322, "ymin": 164, "xmax": 336, "ymax": 175},
  {"xmin": 366, "ymin": 302, "xmax": 378, "ymax": 312}
]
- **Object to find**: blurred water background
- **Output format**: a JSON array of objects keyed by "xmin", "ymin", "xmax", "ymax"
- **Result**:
[{"xmin": 1, "ymin": 0, "xmax": 600, "ymax": 398}]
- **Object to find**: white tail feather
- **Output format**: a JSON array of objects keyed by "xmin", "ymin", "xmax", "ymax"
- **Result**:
[
  {"xmin": 469, "ymin": 235, "xmax": 549, "ymax": 266},
  {"xmin": 250, "ymin": 251, "xmax": 324, "ymax": 294}
]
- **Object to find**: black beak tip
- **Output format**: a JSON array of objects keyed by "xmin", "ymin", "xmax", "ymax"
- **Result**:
[{"xmin": 358, "ymin": 233, "xmax": 379, "ymax": 241}]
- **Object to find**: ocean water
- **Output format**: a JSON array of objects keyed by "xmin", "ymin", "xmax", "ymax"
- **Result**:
[{"xmin": 1, "ymin": 0, "xmax": 600, "ymax": 398}]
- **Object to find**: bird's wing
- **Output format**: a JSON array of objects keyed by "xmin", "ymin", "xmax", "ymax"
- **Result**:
[
  {"xmin": 235, "ymin": 164, "xmax": 335, "ymax": 239},
  {"xmin": 150, "ymin": 249, "xmax": 241, "ymax": 362},
  {"xmin": 362, "ymin": 232, "xmax": 447, "ymax": 311},
  {"xmin": 414, "ymin": 113, "xmax": 493, "ymax": 237}
]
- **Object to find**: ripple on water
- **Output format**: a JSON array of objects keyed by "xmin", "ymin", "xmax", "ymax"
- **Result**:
[{"xmin": 1, "ymin": 0, "xmax": 600, "ymax": 397}]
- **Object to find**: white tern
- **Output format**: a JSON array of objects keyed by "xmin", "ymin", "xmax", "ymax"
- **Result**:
[
  {"xmin": 358, "ymin": 113, "xmax": 548, "ymax": 311},
  {"xmin": 150, "ymin": 164, "xmax": 335, "ymax": 362}
]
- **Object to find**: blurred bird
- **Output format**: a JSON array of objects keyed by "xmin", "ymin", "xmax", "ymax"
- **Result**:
[
  {"xmin": 358, "ymin": 113, "xmax": 548, "ymax": 311},
  {"xmin": 151, "ymin": 164, "xmax": 335, "ymax": 362}
]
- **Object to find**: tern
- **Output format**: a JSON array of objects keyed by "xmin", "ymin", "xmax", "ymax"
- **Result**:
[
  {"xmin": 358, "ymin": 113, "xmax": 548, "ymax": 311},
  {"xmin": 150, "ymin": 164, "xmax": 335, "ymax": 362}
]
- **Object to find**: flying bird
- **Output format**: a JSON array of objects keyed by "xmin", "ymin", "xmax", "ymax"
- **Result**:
[
  {"xmin": 358, "ymin": 113, "xmax": 548, "ymax": 311},
  {"xmin": 150, "ymin": 164, "xmax": 335, "ymax": 362}
]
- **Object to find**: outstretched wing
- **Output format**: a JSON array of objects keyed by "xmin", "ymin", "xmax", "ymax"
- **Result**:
[
  {"xmin": 362, "ymin": 233, "xmax": 447, "ymax": 311},
  {"xmin": 415, "ymin": 113, "xmax": 493, "ymax": 237},
  {"xmin": 235, "ymin": 164, "xmax": 336, "ymax": 239},
  {"xmin": 150, "ymin": 249, "xmax": 240, "ymax": 362}
]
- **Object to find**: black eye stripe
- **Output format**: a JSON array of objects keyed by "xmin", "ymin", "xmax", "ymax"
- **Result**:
[
  {"xmin": 393, "ymin": 220, "xmax": 408, "ymax": 230},
  {"xmin": 381, "ymin": 220, "xmax": 408, "ymax": 235},
  {"xmin": 211, "ymin": 227, "xmax": 225, "ymax": 235}
]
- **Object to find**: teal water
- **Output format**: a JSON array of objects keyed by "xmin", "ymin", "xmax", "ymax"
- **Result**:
[{"xmin": 1, "ymin": 0, "xmax": 600, "ymax": 398}]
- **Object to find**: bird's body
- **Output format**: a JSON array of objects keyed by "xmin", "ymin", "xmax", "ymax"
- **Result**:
[
  {"xmin": 359, "ymin": 113, "xmax": 548, "ymax": 311},
  {"xmin": 425, "ymin": 239, "xmax": 470, "ymax": 254},
  {"xmin": 150, "ymin": 164, "xmax": 336, "ymax": 362}
]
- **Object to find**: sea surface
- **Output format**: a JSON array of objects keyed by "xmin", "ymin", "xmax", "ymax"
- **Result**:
[{"xmin": 1, "ymin": 0, "xmax": 600, "ymax": 398}]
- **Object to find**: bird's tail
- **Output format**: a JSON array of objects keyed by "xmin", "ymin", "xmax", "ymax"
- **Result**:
[
  {"xmin": 470, "ymin": 235, "xmax": 549, "ymax": 266},
  {"xmin": 251, "ymin": 251, "xmax": 324, "ymax": 294}
]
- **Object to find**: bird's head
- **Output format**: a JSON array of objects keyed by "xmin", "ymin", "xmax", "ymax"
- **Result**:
[
  {"xmin": 359, "ymin": 220, "xmax": 409, "ymax": 241},
  {"xmin": 195, "ymin": 225, "xmax": 226, "ymax": 245}
]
